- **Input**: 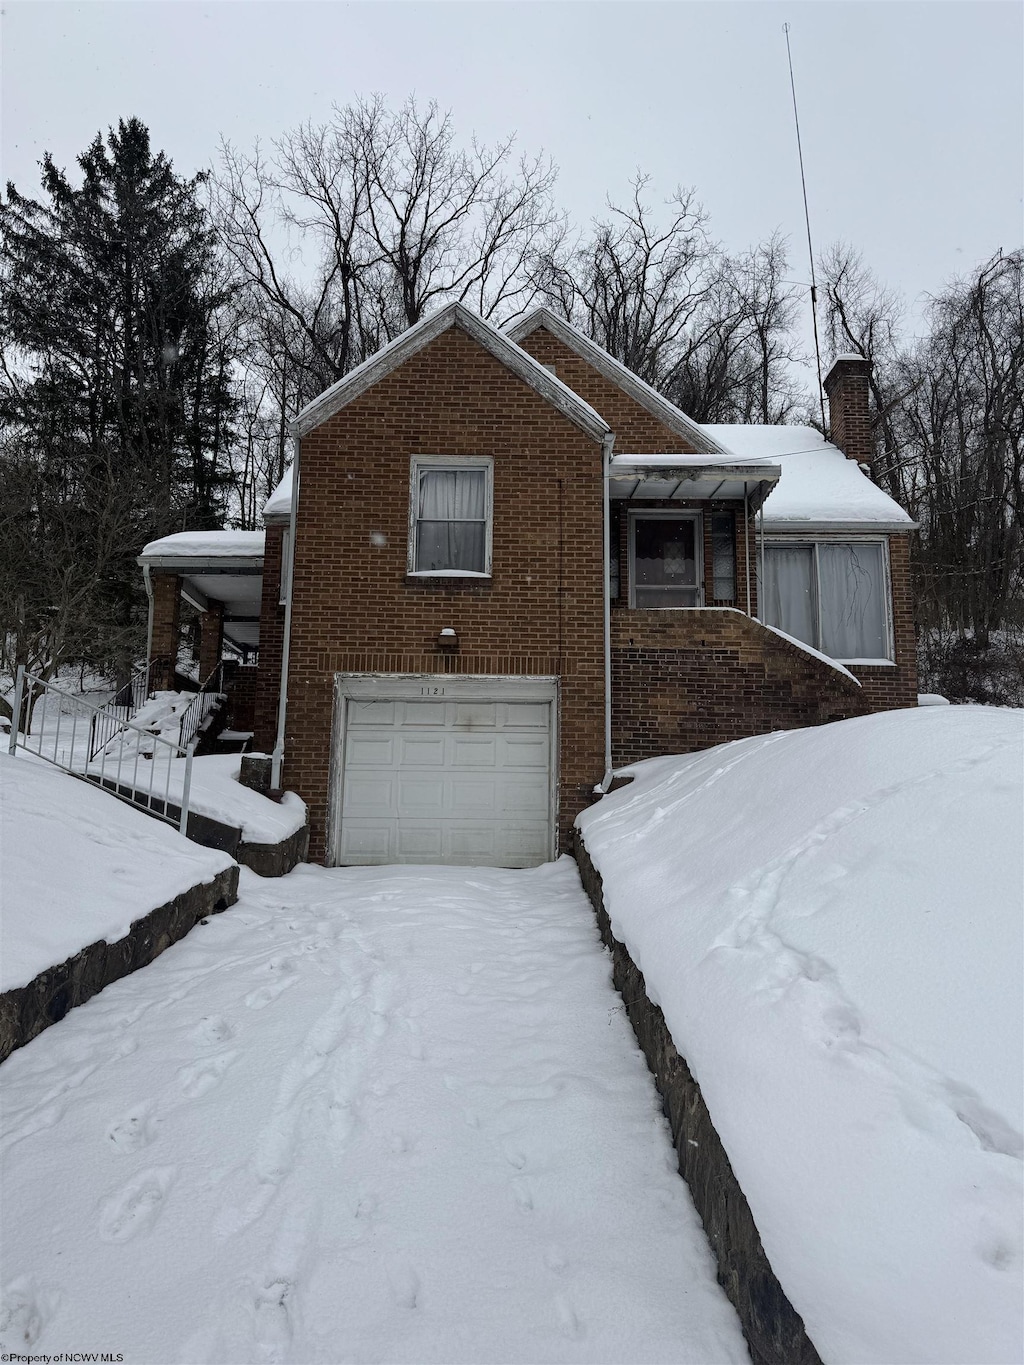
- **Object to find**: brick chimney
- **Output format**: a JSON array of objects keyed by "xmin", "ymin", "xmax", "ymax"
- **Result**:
[{"xmin": 824, "ymin": 354, "xmax": 873, "ymax": 467}]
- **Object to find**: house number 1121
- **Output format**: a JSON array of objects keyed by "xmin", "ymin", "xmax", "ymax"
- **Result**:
[{"xmin": 420, "ymin": 686, "xmax": 446, "ymax": 695}]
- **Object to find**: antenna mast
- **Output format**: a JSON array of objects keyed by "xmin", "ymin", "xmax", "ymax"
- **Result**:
[{"xmin": 784, "ymin": 22, "xmax": 828, "ymax": 435}]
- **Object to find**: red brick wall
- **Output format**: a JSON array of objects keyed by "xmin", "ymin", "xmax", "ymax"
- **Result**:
[
  {"xmin": 282, "ymin": 325, "xmax": 606, "ymax": 861},
  {"xmin": 222, "ymin": 663, "xmax": 258, "ymax": 732},
  {"xmin": 150, "ymin": 572, "xmax": 181, "ymax": 690},
  {"xmin": 611, "ymin": 609, "xmax": 871, "ymax": 765},
  {"xmin": 254, "ymin": 524, "xmax": 286, "ymax": 753},
  {"xmin": 847, "ymin": 532, "xmax": 918, "ymax": 709},
  {"xmin": 516, "ymin": 327, "xmax": 697, "ymax": 453}
]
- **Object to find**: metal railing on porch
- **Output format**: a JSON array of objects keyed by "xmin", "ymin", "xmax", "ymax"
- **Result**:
[
  {"xmin": 8, "ymin": 666, "xmax": 195, "ymax": 834},
  {"xmin": 177, "ymin": 661, "xmax": 226, "ymax": 751},
  {"xmin": 88, "ymin": 658, "xmax": 160, "ymax": 758}
]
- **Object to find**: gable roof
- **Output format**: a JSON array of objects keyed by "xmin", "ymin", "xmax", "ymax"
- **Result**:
[
  {"xmin": 290, "ymin": 302, "xmax": 610, "ymax": 443},
  {"xmin": 505, "ymin": 307, "xmax": 728, "ymax": 457}
]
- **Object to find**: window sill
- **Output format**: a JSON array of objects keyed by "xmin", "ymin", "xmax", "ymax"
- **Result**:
[
  {"xmin": 407, "ymin": 569, "xmax": 491, "ymax": 579},
  {"xmin": 404, "ymin": 573, "xmax": 492, "ymax": 589}
]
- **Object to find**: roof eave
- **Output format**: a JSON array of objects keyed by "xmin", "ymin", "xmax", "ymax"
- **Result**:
[{"xmin": 761, "ymin": 519, "xmax": 919, "ymax": 534}]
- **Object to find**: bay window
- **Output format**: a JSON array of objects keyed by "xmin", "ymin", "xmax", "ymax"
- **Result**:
[
  {"xmin": 763, "ymin": 540, "xmax": 891, "ymax": 662},
  {"xmin": 409, "ymin": 458, "xmax": 492, "ymax": 576}
]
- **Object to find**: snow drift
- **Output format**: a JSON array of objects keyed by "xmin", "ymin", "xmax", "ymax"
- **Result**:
[{"xmin": 577, "ymin": 705, "xmax": 1023, "ymax": 1365}]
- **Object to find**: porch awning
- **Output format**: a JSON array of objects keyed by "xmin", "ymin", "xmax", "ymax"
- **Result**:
[
  {"xmin": 609, "ymin": 455, "xmax": 781, "ymax": 510},
  {"xmin": 138, "ymin": 531, "xmax": 265, "ymax": 650}
]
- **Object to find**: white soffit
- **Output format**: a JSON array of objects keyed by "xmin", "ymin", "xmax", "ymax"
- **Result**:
[
  {"xmin": 505, "ymin": 307, "xmax": 729, "ymax": 457},
  {"xmin": 291, "ymin": 302, "xmax": 610, "ymax": 443}
]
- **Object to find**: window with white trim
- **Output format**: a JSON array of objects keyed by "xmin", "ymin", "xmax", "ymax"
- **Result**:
[
  {"xmin": 408, "ymin": 458, "xmax": 492, "ymax": 576},
  {"xmin": 628, "ymin": 511, "xmax": 703, "ymax": 608},
  {"xmin": 762, "ymin": 540, "xmax": 892, "ymax": 662}
]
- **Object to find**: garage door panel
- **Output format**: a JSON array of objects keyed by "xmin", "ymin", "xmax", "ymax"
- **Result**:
[
  {"xmin": 449, "ymin": 776, "xmax": 500, "ymax": 816},
  {"xmin": 401, "ymin": 701, "xmax": 447, "ymax": 725},
  {"xmin": 451, "ymin": 736, "xmax": 497, "ymax": 767},
  {"xmin": 347, "ymin": 736, "xmax": 395, "ymax": 767},
  {"xmin": 337, "ymin": 682, "xmax": 555, "ymax": 868},
  {"xmin": 397, "ymin": 775, "xmax": 447, "ymax": 815},
  {"xmin": 453, "ymin": 702, "xmax": 497, "ymax": 729},
  {"xmin": 398, "ymin": 735, "xmax": 446, "ymax": 766},
  {"xmin": 344, "ymin": 775, "xmax": 396, "ymax": 816},
  {"xmin": 349, "ymin": 700, "xmax": 395, "ymax": 726},
  {"xmin": 396, "ymin": 824, "xmax": 444, "ymax": 859},
  {"xmin": 340, "ymin": 822, "xmax": 393, "ymax": 862},
  {"xmin": 503, "ymin": 702, "xmax": 549, "ymax": 728},
  {"xmin": 499, "ymin": 735, "xmax": 549, "ymax": 767}
]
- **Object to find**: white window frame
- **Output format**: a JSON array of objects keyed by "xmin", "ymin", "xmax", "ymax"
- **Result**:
[
  {"xmin": 407, "ymin": 456, "xmax": 493, "ymax": 578},
  {"xmin": 763, "ymin": 535, "xmax": 895, "ymax": 664},
  {"xmin": 627, "ymin": 509, "xmax": 704, "ymax": 609}
]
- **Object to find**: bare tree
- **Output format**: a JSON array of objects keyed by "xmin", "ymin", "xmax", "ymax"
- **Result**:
[{"xmin": 537, "ymin": 178, "xmax": 803, "ymax": 422}]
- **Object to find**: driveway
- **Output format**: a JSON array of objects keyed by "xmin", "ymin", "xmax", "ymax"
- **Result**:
[{"xmin": 1, "ymin": 859, "xmax": 747, "ymax": 1364}]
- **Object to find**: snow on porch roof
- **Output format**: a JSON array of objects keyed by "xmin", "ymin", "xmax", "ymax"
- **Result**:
[
  {"xmin": 702, "ymin": 425, "xmax": 918, "ymax": 531},
  {"xmin": 609, "ymin": 452, "xmax": 781, "ymax": 509},
  {"xmin": 138, "ymin": 530, "xmax": 265, "ymax": 567},
  {"xmin": 291, "ymin": 302, "xmax": 611, "ymax": 443}
]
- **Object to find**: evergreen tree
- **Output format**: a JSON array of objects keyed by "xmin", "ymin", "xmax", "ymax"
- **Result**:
[{"xmin": 0, "ymin": 118, "xmax": 239, "ymax": 684}]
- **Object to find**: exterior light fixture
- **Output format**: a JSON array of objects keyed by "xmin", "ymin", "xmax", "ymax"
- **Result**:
[{"xmin": 437, "ymin": 627, "xmax": 459, "ymax": 653}]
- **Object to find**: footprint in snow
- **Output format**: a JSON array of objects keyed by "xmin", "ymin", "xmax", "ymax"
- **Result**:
[
  {"xmin": 385, "ymin": 1259, "xmax": 421, "ymax": 1310},
  {"xmin": 544, "ymin": 1244, "xmax": 568, "ymax": 1273},
  {"xmin": 106, "ymin": 1101, "xmax": 159, "ymax": 1153},
  {"xmin": 190, "ymin": 1015, "xmax": 235, "ymax": 1046},
  {"xmin": 244, "ymin": 960, "xmax": 298, "ymax": 1010},
  {"xmin": 252, "ymin": 1278, "xmax": 294, "ymax": 1361},
  {"xmin": 0, "ymin": 1276, "xmax": 59, "ymax": 1348},
  {"xmin": 511, "ymin": 1178, "xmax": 534, "ymax": 1212},
  {"xmin": 98, "ymin": 1166, "xmax": 176, "ymax": 1242},
  {"xmin": 177, "ymin": 1050, "xmax": 239, "ymax": 1099},
  {"xmin": 555, "ymin": 1293, "xmax": 585, "ymax": 1340}
]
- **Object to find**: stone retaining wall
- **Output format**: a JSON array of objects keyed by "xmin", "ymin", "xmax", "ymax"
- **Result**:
[
  {"xmin": 0, "ymin": 864, "xmax": 239, "ymax": 1064},
  {"xmin": 573, "ymin": 830, "xmax": 822, "ymax": 1365}
]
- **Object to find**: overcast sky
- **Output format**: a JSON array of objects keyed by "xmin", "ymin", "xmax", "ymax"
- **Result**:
[{"xmin": 3, "ymin": 0, "xmax": 1021, "ymax": 346}]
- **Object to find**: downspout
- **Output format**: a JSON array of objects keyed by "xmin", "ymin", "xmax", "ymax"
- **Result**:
[
  {"xmin": 271, "ymin": 438, "xmax": 300, "ymax": 788},
  {"xmin": 142, "ymin": 564, "xmax": 154, "ymax": 663},
  {"xmin": 600, "ymin": 430, "xmax": 616, "ymax": 792},
  {"xmin": 757, "ymin": 495, "xmax": 765, "ymax": 622}
]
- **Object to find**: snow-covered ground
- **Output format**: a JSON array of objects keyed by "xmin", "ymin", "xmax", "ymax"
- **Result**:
[
  {"xmin": 0, "ymin": 753, "xmax": 234, "ymax": 992},
  {"xmin": 0, "ymin": 861, "xmax": 747, "ymax": 1365},
  {"xmin": 578, "ymin": 705, "xmax": 1024, "ymax": 1365},
  {"xmin": 13, "ymin": 686, "xmax": 305, "ymax": 844}
]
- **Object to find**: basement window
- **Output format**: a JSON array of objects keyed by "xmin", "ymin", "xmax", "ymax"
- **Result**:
[
  {"xmin": 762, "ymin": 540, "xmax": 892, "ymax": 662},
  {"xmin": 408, "ymin": 458, "xmax": 493, "ymax": 577}
]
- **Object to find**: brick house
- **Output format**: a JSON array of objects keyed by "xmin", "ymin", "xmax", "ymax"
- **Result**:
[{"xmin": 139, "ymin": 304, "xmax": 917, "ymax": 867}]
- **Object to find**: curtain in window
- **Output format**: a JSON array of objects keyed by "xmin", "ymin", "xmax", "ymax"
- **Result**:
[
  {"xmin": 764, "ymin": 545, "xmax": 815, "ymax": 646},
  {"xmin": 416, "ymin": 469, "xmax": 487, "ymax": 571},
  {"xmin": 818, "ymin": 543, "xmax": 886, "ymax": 659}
]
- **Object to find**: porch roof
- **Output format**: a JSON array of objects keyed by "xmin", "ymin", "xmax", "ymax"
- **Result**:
[
  {"xmin": 138, "ymin": 531, "xmax": 265, "ymax": 650},
  {"xmin": 609, "ymin": 453, "xmax": 781, "ymax": 510}
]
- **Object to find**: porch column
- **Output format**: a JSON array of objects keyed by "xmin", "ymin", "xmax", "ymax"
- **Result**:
[
  {"xmin": 150, "ymin": 572, "xmax": 181, "ymax": 691},
  {"xmin": 198, "ymin": 601, "xmax": 225, "ymax": 682}
]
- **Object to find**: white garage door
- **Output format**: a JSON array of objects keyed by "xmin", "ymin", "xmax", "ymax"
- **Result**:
[{"xmin": 332, "ymin": 678, "xmax": 557, "ymax": 868}]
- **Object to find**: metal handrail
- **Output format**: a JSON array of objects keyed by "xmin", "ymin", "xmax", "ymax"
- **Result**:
[
  {"xmin": 177, "ymin": 661, "xmax": 226, "ymax": 751},
  {"xmin": 88, "ymin": 659, "xmax": 159, "ymax": 759},
  {"xmin": 8, "ymin": 666, "xmax": 195, "ymax": 834}
]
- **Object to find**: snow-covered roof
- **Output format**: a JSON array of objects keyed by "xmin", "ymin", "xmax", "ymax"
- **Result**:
[
  {"xmin": 608, "ymin": 452, "xmax": 780, "ymax": 509},
  {"xmin": 702, "ymin": 425, "xmax": 917, "ymax": 531},
  {"xmin": 138, "ymin": 530, "xmax": 266, "ymax": 563},
  {"xmin": 292, "ymin": 302, "xmax": 610, "ymax": 444},
  {"xmin": 506, "ymin": 308, "xmax": 728, "ymax": 457},
  {"xmin": 263, "ymin": 466, "xmax": 293, "ymax": 522}
]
